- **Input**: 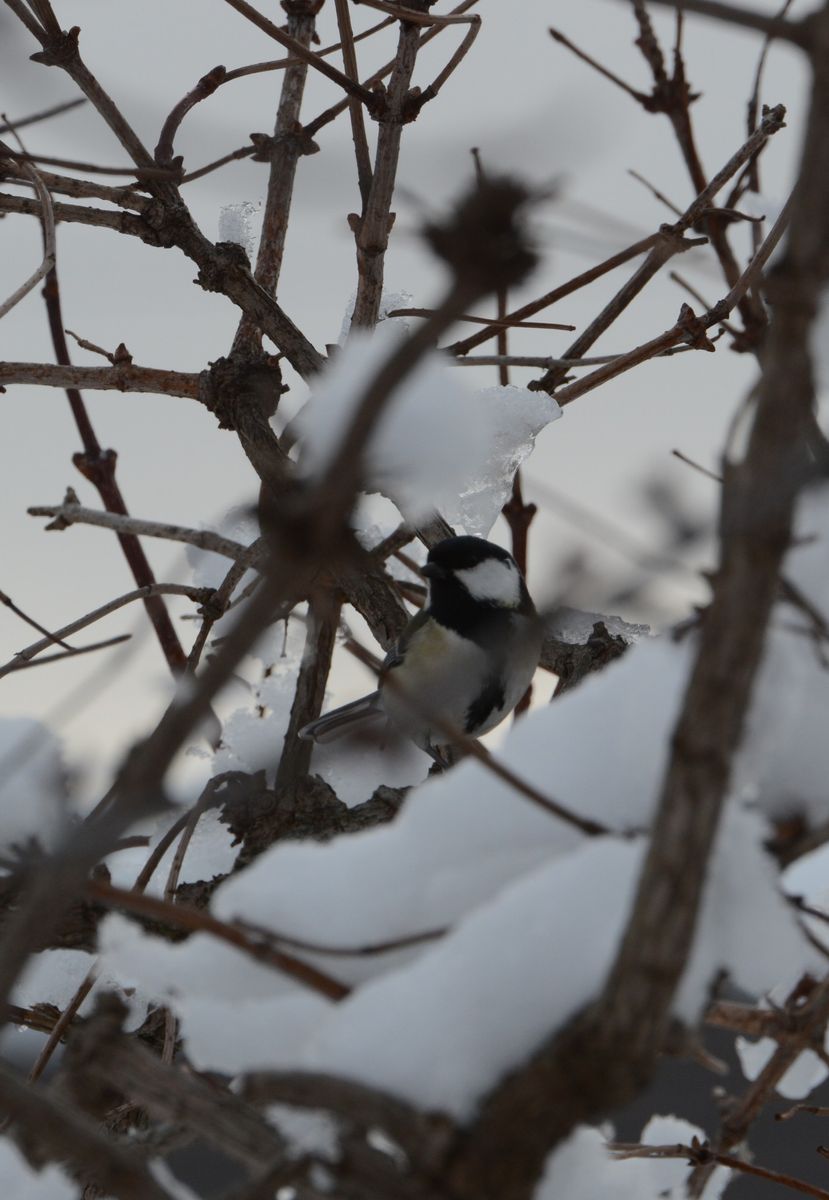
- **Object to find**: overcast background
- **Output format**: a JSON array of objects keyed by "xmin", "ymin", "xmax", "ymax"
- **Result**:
[{"xmin": 0, "ymin": 0, "xmax": 814, "ymax": 794}]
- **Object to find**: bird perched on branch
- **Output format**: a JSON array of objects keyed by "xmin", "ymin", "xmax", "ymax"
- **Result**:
[{"xmin": 299, "ymin": 535, "xmax": 541, "ymax": 756}]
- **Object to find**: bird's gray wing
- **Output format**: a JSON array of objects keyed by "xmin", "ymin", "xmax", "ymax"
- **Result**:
[{"xmin": 298, "ymin": 692, "xmax": 383, "ymax": 744}]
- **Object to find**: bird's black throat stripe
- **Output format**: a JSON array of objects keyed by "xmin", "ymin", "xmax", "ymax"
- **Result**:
[{"xmin": 465, "ymin": 676, "xmax": 506, "ymax": 733}]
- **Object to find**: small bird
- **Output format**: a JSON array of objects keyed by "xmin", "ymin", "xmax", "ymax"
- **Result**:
[{"xmin": 299, "ymin": 535, "xmax": 541, "ymax": 756}]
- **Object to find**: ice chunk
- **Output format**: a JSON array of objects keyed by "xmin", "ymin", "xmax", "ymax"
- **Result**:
[
  {"xmin": 444, "ymin": 385, "xmax": 561, "ymax": 536},
  {"xmin": 339, "ymin": 289, "xmax": 413, "ymax": 342},
  {"xmin": 218, "ymin": 200, "xmax": 260, "ymax": 259}
]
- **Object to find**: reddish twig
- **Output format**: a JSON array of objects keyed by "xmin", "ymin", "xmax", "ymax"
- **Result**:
[{"xmin": 86, "ymin": 878, "xmax": 350, "ymax": 1002}]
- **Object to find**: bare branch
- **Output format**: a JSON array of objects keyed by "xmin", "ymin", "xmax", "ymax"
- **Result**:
[
  {"xmin": 0, "ymin": 359, "xmax": 202, "ymax": 398},
  {"xmin": 27, "ymin": 495, "xmax": 263, "ymax": 564}
]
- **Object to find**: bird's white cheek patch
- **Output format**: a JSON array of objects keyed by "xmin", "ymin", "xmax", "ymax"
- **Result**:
[{"xmin": 455, "ymin": 559, "xmax": 521, "ymax": 605}]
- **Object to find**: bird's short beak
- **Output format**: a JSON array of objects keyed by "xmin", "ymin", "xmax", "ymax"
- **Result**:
[{"xmin": 421, "ymin": 562, "xmax": 449, "ymax": 581}]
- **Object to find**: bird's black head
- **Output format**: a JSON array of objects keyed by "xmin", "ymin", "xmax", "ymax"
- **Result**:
[{"xmin": 422, "ymin": 536, "xmax": 534, "ymax": 642}]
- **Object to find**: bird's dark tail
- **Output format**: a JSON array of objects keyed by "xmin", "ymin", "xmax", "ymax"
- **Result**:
[{"xmin": 298, "ymin": 692, "xmax": 384, "ymax": 744}]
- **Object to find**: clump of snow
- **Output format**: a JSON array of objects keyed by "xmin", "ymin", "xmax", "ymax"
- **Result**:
[
  {"xmin": 11, "ymin": 948, "xmax": 145, "ymax": 1030},
  {"xmin": 276, "ymin": 838, "xmax": 645, "ymax": 1117},
  {"xmin": 207, "ymin": 799, "xmax": 813, "ymax": 1116},
  {"xmin": 96, "ymin": 913, "xmax": 333, "ymax": 1074},
  {"xmin": 736, "ymin": 1031, "xmax": 828, "ymax": 1100},
  {"xmin": 210, "ymin": 612, "xmax": 307, "ymax": 781},
  {"xmin": 0, "ymin": 1139, "xmax": 76, "ymax": 1200},
  {"xmin": 535, "ymin": 1118, "xmax": 729, "ymax": 1200},
  {"xmin": 218, "ymin": 200, "xmax": 261, "ymax": 259},
  {"xmin": 350, "ymin": 493, "xmax": 409, "ymax": 553},
  {"xmin": 0, "ymin": 718, "xmax": 67, "ymax": 866},
  {"xmin": 677, "ymin": 803, "xmax": 819, "ymax": 1019},
  {"xmin": 267, "ymin": 1104, "xmax": 341, "ymax": 1162},
  {"xmin": 295, "ymin": 322, "xmax": 560, "ymax": 533},
  {"xmin": 211, "ymin": 673, "xmax": 296, "ymax": 779}
]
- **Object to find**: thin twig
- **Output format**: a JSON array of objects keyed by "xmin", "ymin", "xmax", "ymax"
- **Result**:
[
  {"xmin": 0, "ymin": 95, "xmax": 85, "ymax": 134},
  {"xmin": 0, "ymin": 150, "xmax": 55, "ymax": 320},
  {"xmin": 154, "ymin": 64, "xmax": 228, "ymax": 165},
  {"xmin": 27, "ymin": 496, "xmax": 263, "ymax": 565},
  {"xmin": 389, "ymin": 307, "xmax": 576, "ymax": 331},
  {"xmin": 549, "ymin": 26, "xmax": 648, "ymax": 102},
  {"xmin": 0, "ymin": 583, "xmax": 212, "ymax": 679},
  {"xmin": 447, "ymin": 232, "xmax": 660, "ymax": 356},
  {"xmin": 222, "ymin": 15, "xmax": 396, "ymax": 82},
  {"xmin": 0, "ymin": 144, "xmax": 178, "ymax": 177},
  {"xmin": 0, "ymin": 588, "xmax": 71, "ymax": 649},
  {"xmin": 3, "ymin": 633, "xmax": 132, "ymax": 671},
  {"xmin": 336, "ymin": 0, "xmax": 374, "ymax": 211},
  {"xmin": 303, "ymin": 0, "xmax": 482, "ymax": 140},
  {"xmin": 220, "ymin": 0, "xmax": 376, "ymax": 107}
]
